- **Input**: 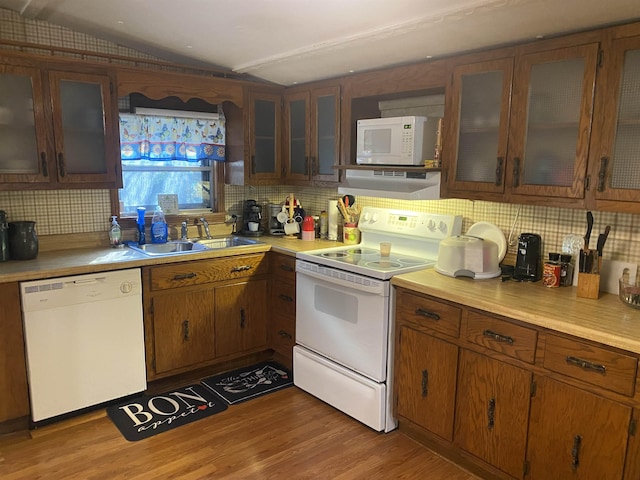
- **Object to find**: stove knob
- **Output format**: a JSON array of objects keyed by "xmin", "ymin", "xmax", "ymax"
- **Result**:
[
  {"xmin": 361, "ymin": 212, "xmax": 370, "ymax": 223},
  {"xmin": 439, "ymin": 221, "xmax": 448, "ymax": 234},
  {"xmin": 427, "ymin": 219, "xmax": 436, "ymax": 231},
  {"xmin": 371, "ymin": 214, "xmax": 379, "ymax": 223}
]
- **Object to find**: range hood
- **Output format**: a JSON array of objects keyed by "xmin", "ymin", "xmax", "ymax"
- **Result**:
[{"xmin": 338, "ymin": 169, "xmax": 441, "ymax": 200}]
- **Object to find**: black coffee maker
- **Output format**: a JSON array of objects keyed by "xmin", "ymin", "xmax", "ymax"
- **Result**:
[
  {"xmin": 514, "ymin": 233, "xmax": 542, "ymax": 281},
  {"xmin": 240, "ymin": 199, "xmax": 264, "ymax": 236}
]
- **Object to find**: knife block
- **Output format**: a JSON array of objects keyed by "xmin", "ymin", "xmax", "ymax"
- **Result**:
[{"xmin": 577, "ymin": 272, "xmax": 600, "ymax": 299}]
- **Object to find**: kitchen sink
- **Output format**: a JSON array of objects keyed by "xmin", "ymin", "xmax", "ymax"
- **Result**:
[
  {"xmin": 192, "ymin": 236, "xmax": 263, "ymax": 249},
  {"xmin": 127, "ymin": 241, "xmax": 210, "ymax": 256}
]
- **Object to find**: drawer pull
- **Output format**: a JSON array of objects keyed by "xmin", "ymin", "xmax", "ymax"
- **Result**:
[
  {"xmin": 483, "ymin": 329, "xmax": 514, "ymax": 345},
  {"xmin": 487, "ymin": 397, "xmax": 496, "ymax": 429},
  {"xmin": 231, "ymin": 265, "xmax": 253, "ymax": 272},
  {"xmin": 280, "ymin": 264, "xmax": 295, "ymax": 272},
  {"xmin": 278, "ymin": 330, "xmax": 292, "ymax": 339},
  {"xmin": 421, "ymin": 369, "xmax": 428, "ymax": 397},
  {"xmin": 565, "ymin": 356, "xmax": 606, "ymax": 375},
  {"xmin": 571, "ymin": 434, "xmax": 582, "ymax": 470},
  {"xmin": 173, "ymin": 272, "xmax": 197, "ymax": 280},
  {"xmin": 240, "ymin": 308, "xmax": 246, "ymax": 328},
  {"xmin": 415, "ymin": 308, "xmax": 440, "ymax": 321},
  {"xmin": 182, "ymin": 320, "xmax": 189, "ymax": 341},
  {"xmin": 278, "ymin": 294, "xmax": 294, "ymax": 302}
]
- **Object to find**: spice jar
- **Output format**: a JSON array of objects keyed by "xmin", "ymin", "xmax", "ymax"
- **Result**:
[
  {"xmin": 560, "ymin": 253, "xmax": 573, "ymax": 287},
  {"xmin": 543, "ymin": 252, "xmax": 561, "ymax": 288}
]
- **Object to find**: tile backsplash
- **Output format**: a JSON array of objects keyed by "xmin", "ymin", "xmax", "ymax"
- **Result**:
[{"xmin": 1, "ymin": 7, "xmax": 640, "ymax": 266}]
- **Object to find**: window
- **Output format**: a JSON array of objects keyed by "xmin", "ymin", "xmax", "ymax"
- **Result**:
[{"xmin": 118, "ymin": 108, "xmax": 225, "ymax": 215}]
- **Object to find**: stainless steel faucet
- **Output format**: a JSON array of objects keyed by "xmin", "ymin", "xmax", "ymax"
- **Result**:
[
  {"xmin": 181, "ymin": 219, "xmax": 189, "ymax": 241},
  {"xmin": 199, "ymin": 217, "xmax": 212, "ymax": 239}
]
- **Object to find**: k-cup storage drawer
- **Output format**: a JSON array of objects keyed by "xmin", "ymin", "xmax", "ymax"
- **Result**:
[
  {"xmin": 465, "ymin": 311, "xmax": 538, "ymax": 364},
  {"xmin": 271, "ymin": 253, "xmax": 296, "ymax": 282},
  {"xmin": 270, "ymin": 280, "xmax": 296, "ymax": 318},
  {"xmin": 397, "ymin": 290, "xmax": 461, "ymax": 338},
  {"xmin": 270, "ymin": 314, "xmax": 295, "ymax": 354},
  {"xmin": 544, "ymin": 333, "xmax": 638, "ymax": 397},
  {"xmin": 149, "ymin": 254, "xmax": 268, "ymax": 291}
]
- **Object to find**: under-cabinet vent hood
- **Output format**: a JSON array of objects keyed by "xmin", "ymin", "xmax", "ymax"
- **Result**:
[{"xmin": 338, "ymin": 169, "xmax": 441, "ymax": 200}]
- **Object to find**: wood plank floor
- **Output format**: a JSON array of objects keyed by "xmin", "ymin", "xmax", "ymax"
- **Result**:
[{"xmin": 0, "ymin": 387, "xmax": 479, "ymax": 479}]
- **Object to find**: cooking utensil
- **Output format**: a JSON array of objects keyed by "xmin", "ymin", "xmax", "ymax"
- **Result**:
[
  {"xmin": 342, "ymin": 195, "xmax": 355, "ymax": 208},
  {"xmin": 584, "ymin": 211, "xmax": 594, "ymax": 249}
]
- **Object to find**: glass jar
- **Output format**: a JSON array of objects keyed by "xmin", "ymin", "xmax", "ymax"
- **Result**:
[{"xmin": 8, "ymin": 221, "xmax": 38, "ymax": 260}]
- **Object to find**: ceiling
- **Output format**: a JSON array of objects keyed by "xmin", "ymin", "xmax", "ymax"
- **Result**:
[{"xmin": 2, "ymin": 0, "xmax": 640, "ymax": 86}]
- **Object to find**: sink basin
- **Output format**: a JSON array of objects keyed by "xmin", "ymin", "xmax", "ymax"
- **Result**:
[
  {"xmin": 128, "ymin": 241, "xmax": 209, "ymax": 256},
  {"xmin": 193, "ymin": 236, "xmax": 263, "ymax": 249}
]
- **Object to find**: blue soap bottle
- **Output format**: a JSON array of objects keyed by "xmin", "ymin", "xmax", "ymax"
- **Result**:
[
  {"xmin": 136, "ymin": 207, "xmax": 146, "ymax": 245},
  {"xmin": 151, "ymin": 206, "xmax": 168, "ymax": 244}
]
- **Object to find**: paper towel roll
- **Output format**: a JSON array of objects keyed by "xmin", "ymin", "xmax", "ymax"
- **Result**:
[{"xmin": 328, "ymin": 200, "xmax": 338, "ymax": 240}]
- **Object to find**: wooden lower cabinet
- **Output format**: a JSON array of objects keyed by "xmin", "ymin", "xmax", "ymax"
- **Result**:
[
  {"xmin": 395, "ymin": 325, "xmax": 458, "ymax": 441},
  {"xmin": 215, "ymin": 279, "xmax": 268, "ymax": 357},
  {"xmin": 152, "ymin": 288, "xmax": 216, "ymax": 374},
  {"xmin": 268, "ymin": 253, "xmax": 296, "ymax": 367},
  {"xmin": 454, "ymin": 349, "xmax": 532, "ymax": 479},
  {"xmin": 526, "ymin": 376, "xmax": 631, "ymax": 480}
]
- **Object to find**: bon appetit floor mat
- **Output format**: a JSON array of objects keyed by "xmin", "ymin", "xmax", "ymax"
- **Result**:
[
  {"xmin": 201, "ymin": 361, "xmax": 293, "ymax": 405},
  {"xmin": 107, "ymin": 383, "xmax": 227, "ymax": 442}
]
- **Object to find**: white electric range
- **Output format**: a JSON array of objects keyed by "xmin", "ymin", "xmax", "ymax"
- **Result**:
[{"xmin": 294, "ymin": 206, "xmax": 462, "ymax": 432}]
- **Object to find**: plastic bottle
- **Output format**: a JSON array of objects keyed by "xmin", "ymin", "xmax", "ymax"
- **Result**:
[
  {"xmin": 151, "ymin": 206, "xmax": 168, "ymax": 244},
  {"xmin": 136, "ymin": 207, "xmax": 146, "ymax": 245},
  {"xmin": 108, "ymin": 215, "xmax": 122, "ymax": 248},
  {"xmin": 320, "ymin": 210, "xmax": 328, "ymax": 239}
]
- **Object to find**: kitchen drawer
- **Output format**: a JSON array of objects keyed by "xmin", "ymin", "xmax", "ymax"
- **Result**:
[
  {"xmin": 397, "ymin": 290, "xmax": 461, "ymax": 338},
  {"xmin": 543, "ymin": 333, "xmax": 637, "ymax": 397},
  {"xmin": 270, "ymin": 280, "xmax": 296, "ymax": 318},
  {"xmin": 465, "ymin": 311, "xmax": 538, "ymax": 364},
  {"xmin": 271, "ymin": 253, "xmax": 296, "ymax": 282},
  {"xmin": 269, "ymin": 314, "xmax": 295, "ymax": 355},
  {"xmin": 149, "ymin": 253, "xmax": 268, "ymax": 291}
]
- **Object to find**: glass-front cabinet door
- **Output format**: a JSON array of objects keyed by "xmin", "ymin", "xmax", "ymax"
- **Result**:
[
  {"xmin": 284, "ymin": 91, "xmax": 310, "ymax": 182},
  {"xmin": 508, "ymin": 44, "xmax": 599, "ymax": 199},
  {"xmin": 48, "ymin": 70, "xmax": 119, "ymax": 185},
  {"xmin": 445, "ymin": 58, "xmax": 513, "ymax": 195},
  {"xmin": 248, "ymin": 91, "xmax": 282, "ymax": 183},
  {"xmin": 0, "ymin": 65, "xmax": 50, "ymax": 185},
  {"xmin": 311, "ymin": 85, "xmax": 340, "ymax": 184},
  {"xmin": 594, "ymin": 36, "xmax": 640, "ymax": 203}
]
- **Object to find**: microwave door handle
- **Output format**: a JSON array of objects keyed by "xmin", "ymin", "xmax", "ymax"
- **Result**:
[{"xmin": 296, "ymin": 268, "xmax": 384, "ymax": 295}]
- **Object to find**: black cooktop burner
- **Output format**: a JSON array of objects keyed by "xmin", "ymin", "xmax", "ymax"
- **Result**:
[
  {"xmin": 344, "ymin": 247, "xmax": 378, "ymax": 256},
  {"xmin": 320, "ymin": 251, "xmax": 350, "ymax": 258},
  {"xmin": 365, "ymin": 260, "xmax": 403, "ymax": 269}
]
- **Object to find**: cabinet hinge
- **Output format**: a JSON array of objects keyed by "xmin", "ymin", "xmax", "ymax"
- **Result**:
[
  {"xmin": 597, "ymin": 49, "xmax": 604, "ymax": 68},
  {"xmin": 523, "ymin": 460, "xmax": 530, "ymax": 477},
  {"xmin": 630, "ymin": 419, "xmax": 637, "ymax": 436},
  {"xmin": 530, "ymin": 379, "xmax": 537, "ymax": 397},
  {"xmin": 584, "ymin": 174, "xmax": 591, "ymax": 192}
]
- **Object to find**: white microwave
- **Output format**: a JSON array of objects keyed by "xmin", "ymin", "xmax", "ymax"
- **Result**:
[{"xmin": 356, "ymin": 115, "xmax": 439, "ymax": 166}]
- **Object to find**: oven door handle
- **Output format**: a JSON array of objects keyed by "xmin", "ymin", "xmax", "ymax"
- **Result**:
[{"xmin": 296, "ymin": 268, "xmax": 385, "ymax": 295}]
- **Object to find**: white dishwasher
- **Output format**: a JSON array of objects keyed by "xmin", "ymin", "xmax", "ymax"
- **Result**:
[{"xmin": 21, "ymin": 268, "xmax": 147, "ymax": 423}]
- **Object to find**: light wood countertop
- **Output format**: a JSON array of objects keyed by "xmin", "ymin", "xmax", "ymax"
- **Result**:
[
  {"xmin": 0, "ymin": 236, "xmax": 340, "ymax": 284},
  {"xmin": 392, "ymin": 269, "xmax": 640, "ymax": 354}
]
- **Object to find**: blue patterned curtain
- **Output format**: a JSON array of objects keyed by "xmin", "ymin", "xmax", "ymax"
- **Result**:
[{"xmin": 119, "ymin": 112, "xmax": 225, "ymax": 161}]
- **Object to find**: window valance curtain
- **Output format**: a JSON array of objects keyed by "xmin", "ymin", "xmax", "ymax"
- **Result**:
[{"xmin": 119, "ymin": 112, "xmax": 225, "ymax": 162}]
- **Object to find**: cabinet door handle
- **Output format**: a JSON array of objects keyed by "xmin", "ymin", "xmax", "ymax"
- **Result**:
[
  {"xmin": 421, "ymin": 369, "xmax": 429, "ymax": 397},
  {"xmin": 311, "ymin": 156, "xmax": 317, "ymax": 176},
  {"xmin": 415, "ymin": 308, "xmax": 440, "ymax": 321},
  {"xmin": 495, "ymin": 156, "xmax": 504, "ymax": 186},
  {"xmin": 278, "ymin": 294, "xmax": 294, "ymax": 302},
  {"xmin": 182, "ymin": 320, "xmax": 190, "ymax": 341},
  {"xmin": 251, "ymin": 155, "xmax": 255, "ymax": 174},
  {"xmin": 240, "ymin": 308, "xmax": 246, "ymax": 328},
  {"xmin": 40, "ymin": 153, "xmax": 48, "ymax": 177},
  {"xmin": 279, "ymin": 264, "xmax": 294, "ymax": 272},
  {"xmin": 487, "ymin": 397, "xmax": 496, "ymax": 429},
  {"xmin": 512, "ymin": 157, "xmax": 520, "ymax": 188},
  {"xmin": 597, "ymin": 157, "xmax": 608, "ymax": 192},
  {"xmin": 278, "ymin": 330, "xmax": 292, "ymax": 339},
  {"xmin": 571, "ymin": 434, "xmax": 582, "ymax": 470},
  {"xmin": 565, "ymin": 356, "xmax": 606, "ymax": 375},
  {"xmin": 482, "ymin": 329, "xmax": 514, "ymax": 345},
  {"xmin": 231, "ymin": 265, "xmax": 252, "ymax": 272},
  {"xmin": 57, "ymin": 152, "xmax": 65, "ymax": 177},
  {"xmin": 172, "ymin": 272, "xmax": 197, "ymax": 280}
]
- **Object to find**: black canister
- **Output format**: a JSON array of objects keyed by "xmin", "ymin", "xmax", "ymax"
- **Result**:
[
  {"xmin": 0, "ymin": 211, "xmax": 8, "ymax": 262},
  {"xmin": 8, "ymin": 221, "xmax": 39, "ymax": 260}
]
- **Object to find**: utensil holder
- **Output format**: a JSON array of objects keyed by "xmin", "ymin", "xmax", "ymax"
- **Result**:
[{"xmin": 577, "ymin": 272, "xmax": 600, "ymax": 299}]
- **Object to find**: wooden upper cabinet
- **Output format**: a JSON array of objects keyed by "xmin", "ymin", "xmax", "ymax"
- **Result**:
[
  {"xmin": 508, "ymin": 43, "xmax": 599, "ymax": 200},
  {"xmin": 444, "ymin": 58, "xmax": 513, "ymax": 195},
  {"xmin": 283, "ymin": 90, "xmax": 310, "ymax": 182},
  {"xmin": 310, "ymin": 85, "xmax": 340, "ymax": 184},
  {"xmin": 592, "ymin": 35, "xmax": 640, "ymax": 205},
  {"xmin": 0, "ymin": 58, "xmax": 121, "ymax": 190},
  {"xmin": 247, "ymin": 90, "xmax": 282, "ymax": 184}
]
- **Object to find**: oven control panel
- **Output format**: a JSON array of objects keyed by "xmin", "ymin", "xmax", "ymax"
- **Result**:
[{"xmin": 358, "ymin": 206, "xmax": 462, "ymax": 239}]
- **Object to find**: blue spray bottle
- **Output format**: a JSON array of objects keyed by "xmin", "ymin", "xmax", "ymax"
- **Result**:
[{"xmin": 136, "ymin": 207, "xmax": 146, "ymax": 245}]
